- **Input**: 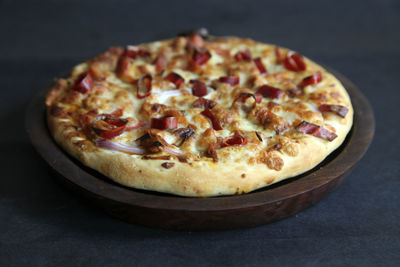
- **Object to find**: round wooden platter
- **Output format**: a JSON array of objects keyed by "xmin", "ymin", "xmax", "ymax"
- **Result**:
[{"xmin": 26, "ymin": 68, "xmax": 374, "ymax": 231}]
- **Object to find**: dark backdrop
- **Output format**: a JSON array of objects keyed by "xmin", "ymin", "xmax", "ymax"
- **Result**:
[{"xmin": 1, "ymin": 0, "xmax": 399, "ymax": 266}]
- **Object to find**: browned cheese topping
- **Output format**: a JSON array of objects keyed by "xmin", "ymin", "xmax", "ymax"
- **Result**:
[{"xmin": 46, "ymin": 31, "xmax": 350, "ymax": 171}]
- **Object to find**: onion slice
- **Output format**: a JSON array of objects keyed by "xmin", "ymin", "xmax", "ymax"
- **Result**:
[
  {"xmin": 95, "ymin": 139, "xmax": 146, "ymax": 154},
  {"xmin": 161, "ymin": 145, "xmax": 185, "ymax": 156}
]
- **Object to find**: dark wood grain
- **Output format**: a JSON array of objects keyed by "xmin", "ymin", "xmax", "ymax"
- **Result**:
[{"xmin": 25, "ymin": 68, "xmax": 374, "ymax": 231}]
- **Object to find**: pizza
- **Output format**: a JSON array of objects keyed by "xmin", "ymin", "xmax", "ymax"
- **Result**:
[{"xmin": 45, "ymin": 29, "xmax": 353, "ymax": 197}]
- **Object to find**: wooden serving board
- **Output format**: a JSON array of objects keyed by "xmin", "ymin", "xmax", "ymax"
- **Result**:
[{"xmin": 26, "ymin": 68, "xmax": 374, "ymax": 231}]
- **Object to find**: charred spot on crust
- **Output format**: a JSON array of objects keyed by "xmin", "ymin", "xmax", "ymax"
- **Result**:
[{"xmin": 161, "ymin": 162, "xmax": 175, "ymax": 169}]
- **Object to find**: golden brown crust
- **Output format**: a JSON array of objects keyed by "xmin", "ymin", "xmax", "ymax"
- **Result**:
[{"xmin": 46, "ymin": 35, "xmax": 353, "ymax": 197}]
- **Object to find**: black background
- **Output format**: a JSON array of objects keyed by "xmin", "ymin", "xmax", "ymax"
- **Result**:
[{"xmin": 1, "ymin": 0, "xmax": 399, "ymax": 266}]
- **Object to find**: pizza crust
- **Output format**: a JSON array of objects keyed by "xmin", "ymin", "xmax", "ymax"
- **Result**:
[{"xmin": 46, "ymin": 36, "xmax": 353, "ymax": 197}]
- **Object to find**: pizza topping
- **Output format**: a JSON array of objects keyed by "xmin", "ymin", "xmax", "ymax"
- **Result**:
[
  {"xmin": 191, "ymin": 80, "xmax": 208, "ymax": 97},
  {"xmin": 296, "ymin": 121, "xmax": 337, "ymax": 141},
  {"xmin": 218, "ymin": 76, "xmax": 240, "ymax": 85},
  {"xmin": 253, "ymin": 57, "xmax": 267, "ymax": 74},
  {"xmin": 201, "ymin": 108, "xmax": 223, "ymax": 130},
  {"xmin": 275, "ymin": 46, "xmax": 284, "ymax": 64},
  {"xmin": 92, "ymin": 115, "xmax": 128, "ymax": 139},
  {"xmin": 319, "ymin": 104, "xmax": 349, "ymax": 118},
  {"xmin": 116, "ymin": 56, "xmax": 133, "ymax": 82},
  {"xmin": 165, "ymin": 72, "xmax": 185, "ymax": 88},
  {"xmin": 233, "ymin": 93, "xmax": 262, "ymax": 105},
  {"xmin": 234, "ymin": 50, "xmax": 252, "ymax": 61},
  {"xmin": 232, "ymin": 93, "xmax": 262, "ymax": 111},
  {"xmin": 137, "ymin": 74, "xmax": 152, "ymax": 99},
  {"xmin": 96, "ymin": 138, "xmax": 146, "ymax": 154},
  {"xmin": 300, "ymin": 72, "xmax": 322, "ymax": 87},
  {"xmin": 192, "ymin": 98, "xmax": 217, "ymax": 109},
  {"xmin": 161, "ymin": 162, "xmax": 175, "ymax": 169},
  {"xmin": 222, "ymin": 131, "xmax": 247, "ymax": 147},
  {"xmin": 154, "ymin": 54, "xmax": 167, "ymax": 73},
  {"xmin": 186, "ymin": 33, "xmax": 205, "ymax": 49},
  {"xmin": 255, "ymin": 131, "xmax": 263, "ymax": 142},
  {"xmin": 192, "ymin": 48, "xmax": 211, "ymax": 65},
  {"xmin": 284, "ymin": 52, "xmax": 306, "ymax": 72},
  {"xmin": 72, "ymin": 72, "xmax": 93, "ymax": 93},
  {"xmin": 207, "ymin": 137, "xmax": 223, "ymax": 162},
  {"xmin": 251, "ymin": 107, "xmax": 289, "ymax": 134},
  {"xmin": 174, "ymin": 127, "xmax": 195, "ymax": 145},
  {"xmin": 123, "ymin": 46, "xmax": 150, "ymax": 58},
  {"xmin": 256, "ymin": 85, "xmax": 284, "ymax": 99},
  {"xmin": 151, "ymin": 116, "xmax": 178, "ymax": 130}
]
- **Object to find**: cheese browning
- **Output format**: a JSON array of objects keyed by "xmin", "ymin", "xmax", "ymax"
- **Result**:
[{"xmin": 46, "ymin": 32, "xmax": 352, "ymax": 172}]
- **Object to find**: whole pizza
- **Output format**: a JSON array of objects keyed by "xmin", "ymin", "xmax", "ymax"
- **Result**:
[{"xmin": 45, "ymin": 29, "xmax": 353, "ymax": 197}]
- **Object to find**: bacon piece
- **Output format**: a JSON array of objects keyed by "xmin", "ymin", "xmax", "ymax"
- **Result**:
[
  {"xmin": 190, "ymin": 80, "xmax": 208, "ymax": 97},
  {"xmin": 187, "ymin": 33, "xmax": 205, "ymax": 48},
  {"xmin": 154, "ymin": 54, "xmax": 167, "ymax": 73},
  {"xmin": 218, "ymin": 76, "xmax": 240, "ymax": 85},
  {"xmin": 151, "ymin": 116, "xmax": 178, "ymax": 130},
  {"xmin": 123, "ymin": 46, "xmax": 150, "ymax": 58},
  {"xmin": 137, "ymin": 74, "xmax": 152, "ymax": 99},
  {"xmin": 256, "ymin": 85, "xmax": 283, "ymax": 99},
  {"xmin": 192, "ymin": 98, "xmax": 217, "ymax": 109},
  {"xmin": 92, "ymin": 116, "xmax": 128, "ymax": 139},
  {"xmin": 116, "ymin": 56, "xmax": 134, "ymax": 82},
  {"xmin": 319, "ymin": 104, "xmax": 349, "ymax": 118},
  {"xmin": 201, "ymin": 108, "xmax": 222, "ymax": 130},
  {"xmin": 72, "ymin": 72, "xmax": 93, "ymax": 93},
  {"xmin": 222, "ymin": 131, "xmax": 247, "ymax": 147},
  {"xmin": 234, "ymin": 50, "xmax": 252, "ymax": 61},
  {"xmin": 284, "ymin": 52, "xmax": 306, "ymax": 72},
  {"xmin": 301, "ymin": 72, "xmax": 322, "ymax": 87},
  {"xmin": 296, "ymin": 121, "xmax": 337, "ymax": 141},
  {"xmin": 253, "ymin": 57, "xmax": 267, "ymax": 74},
  {"xmin": 192, "ymin": 48, "xmax": 211, "ymax": 65},
  {"xmin": 165, "ymin": 72, "xmax": 184, "ymax": 88}
]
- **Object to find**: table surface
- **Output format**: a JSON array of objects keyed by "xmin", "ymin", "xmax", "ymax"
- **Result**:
[{"xmin": 1, "ymin": 0, "xmax": 399, "ymax": 266}]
